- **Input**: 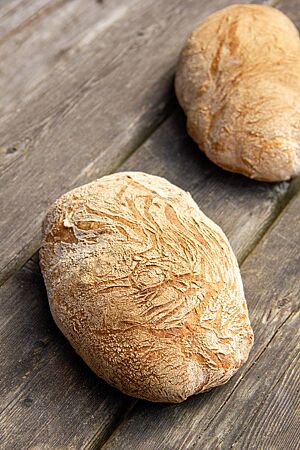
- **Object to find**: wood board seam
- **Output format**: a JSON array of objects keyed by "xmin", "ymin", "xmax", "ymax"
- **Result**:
[
  {"xmin": 0, "ymin": 234, "xmax": 41, "ymax": 288},
  {"xmin": 239, "ymin": 178, "xmax": 300, "ymax": 266},
  {"xmin": 97, "ymin": 99, "xmax": 177, "ymax": 178},
  {"xmin": 228, "ymin": 346, "xmax": 300, "ymax": 450},
  {"xmin": 86, "ymin": 399, "xmax": 138, "ymax": 450}
]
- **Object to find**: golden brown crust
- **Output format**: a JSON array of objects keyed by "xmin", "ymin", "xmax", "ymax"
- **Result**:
[
  {"xmin": 175, "ymin": 4, "xmax": 300, "ymax": 182},
  {"xmin": 40, "ymin": 172, "xmax": 253, "ymax": 402}
]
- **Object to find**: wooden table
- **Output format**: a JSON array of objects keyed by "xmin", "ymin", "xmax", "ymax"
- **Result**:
[{"xmin": 1, "ymin": 0, "xmax": 299, "ymax": 448}]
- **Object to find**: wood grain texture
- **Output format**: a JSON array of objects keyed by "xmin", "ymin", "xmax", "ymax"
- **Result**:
[
  {"xmin": 0, "ymin": 0, "xmax": 59, "ymax": 41},
  {"xmin": 101, "ymin": 192, "xmax": 300, "ymax": 450},
  {"xmin": 0, "ymin": 0, "xmax": 253, "ymax": 285},
  {"xmin": 0, "ymin": 0, "xmax": 139, "ymax": 117},
  {"xmin": 232, "ymin": 349, "xmax": 300, "ymax": 450}
]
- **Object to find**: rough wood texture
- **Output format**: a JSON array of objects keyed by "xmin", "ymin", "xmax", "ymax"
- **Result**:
[
  {"xmin": 0, "ymin": 0, "xmax": 57, "ymax": 41},
  {"xmin": 233, "ymin": 349, "xmax": 299, "ymax": 450},
  {"xmin": 0, "ymin": 0, "xmax": 253, "ymax": 284},
  {"xmin": 0, "ymin": 0, "xmax": 139, "ymax": 117},
  {"xmin": 101, "ymin": 191, "xmax": 300, "ymax": 450}
]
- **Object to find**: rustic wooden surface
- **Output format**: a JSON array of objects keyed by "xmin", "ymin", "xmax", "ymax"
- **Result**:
[
  {"xmin": 0, "ymin": 0, "xmax": 299, "ymax": 449},
  {"xmin": 0, "ymin": 0, "xmax": 140, "ymax": 117}
]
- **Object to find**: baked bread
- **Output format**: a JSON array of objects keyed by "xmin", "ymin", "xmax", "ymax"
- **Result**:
[
  {"xmin": 40, "ymin": 172, "xmax": 253, "ymax": 403},
  {"xmin": 175, "ymin": 4, "xmax": 300, "ymax": 182}
]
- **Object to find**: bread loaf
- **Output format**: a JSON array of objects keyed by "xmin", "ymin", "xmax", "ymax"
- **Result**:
[
  {"xmin": 175, "ymin": 4, "xmax": 300, "ymax": 182},
  {"xmin": 40, "ymin": 172, "xmax": 253, "ymax": 402}
]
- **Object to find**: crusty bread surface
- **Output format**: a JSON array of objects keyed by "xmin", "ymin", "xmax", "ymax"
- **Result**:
[
  {"xmin": 40, "ymin": 172, "xmax": 253, "ymax": 402},
  {"xmin": 175, "ymin": 4, "xmax": 300, "ymax": 182}
]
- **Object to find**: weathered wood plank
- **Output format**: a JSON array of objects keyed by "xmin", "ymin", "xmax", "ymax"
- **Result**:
[
  {"xmin": 0, "ymin": 0, "xmax": 139, "ymax": 117},
  {"xmin": 0, "ymin": 0, "xmax": 255, "ymax": 285},
  {"xmin": 101, "ymin": 191, "xmax": 300, "ymax": 450},
  {"xmin": 232, "ymin": 349, "xmax": 299, "ymax": 450},
  {"xmin": 0, "ymin": 0, "xmax": 63, "ymax": 42}
]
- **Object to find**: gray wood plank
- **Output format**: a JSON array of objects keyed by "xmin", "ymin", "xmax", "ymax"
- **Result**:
[
  {"xmin": 0, "ymin": 0, "xmax": 62, "ymax": 41},
  {"xmin": 0, "ymin": 0, "xmax": 255, "ymax": 285},
  {"xmin": 0, "ymin": 0, "xmax": 140, "ymax": 117},
  {"xmin": 233, "ymin": 350, "xmax": 300, "ymax": 450},
  {"xmin": 101, "ymin": 191, "xmax": 300, "ymax": 450}
]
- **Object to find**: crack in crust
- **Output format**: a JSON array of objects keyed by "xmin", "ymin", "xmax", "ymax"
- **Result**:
[
  {"xmin": 40, "ymin": 172, "xmax": 253, "ymax": 403},
  {"xmin": 175, "ymin": 4, "xmax": 300, "ymax": 182}
]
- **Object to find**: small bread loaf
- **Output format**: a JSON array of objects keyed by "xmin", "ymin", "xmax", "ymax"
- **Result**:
[
  {"xmin": 40, "ymin": 172, "xmax": 253, "ymax": 403},
  {"xmin": 175, "ymin": 4, "xmax": 300, "ymax": 182}
]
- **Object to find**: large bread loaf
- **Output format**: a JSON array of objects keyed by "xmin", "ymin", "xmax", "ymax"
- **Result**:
[
  {"xmin": 175, "ymin": 5, "xmax": 300, "ymax": 182},
  {"xmin": 40, "ymin": 172, "xmax": 253, "ymax": 402}
]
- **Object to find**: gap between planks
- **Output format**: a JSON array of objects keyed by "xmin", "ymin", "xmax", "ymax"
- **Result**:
[
  {"xmin": 87, "ymin": 400, "xmax": 139, "ymax": 450},
  {"xmin": 238, "ymin": 175, "xmax": 300, "ymax": 265},
  {"xmin": 0, "ymin": 0, "xmax": 142, "ymax": 119}
]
